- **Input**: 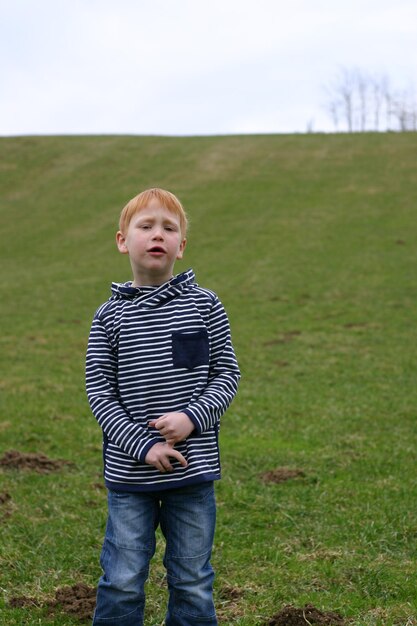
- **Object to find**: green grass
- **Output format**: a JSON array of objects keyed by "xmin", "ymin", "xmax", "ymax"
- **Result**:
[{"xmin": 1, "ymin": 133, "xmax": 417, "ymax": 625}]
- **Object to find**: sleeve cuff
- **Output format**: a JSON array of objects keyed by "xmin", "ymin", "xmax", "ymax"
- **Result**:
[
  {"xmin": 183, "ymin": 409, "xmax": 203, "ymax": 435},
  {"xmin": 138, "ymin": 438, "xmax": 159, "ymax": 463}
]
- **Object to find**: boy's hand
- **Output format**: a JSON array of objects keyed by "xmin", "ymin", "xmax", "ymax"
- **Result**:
[
  {"xmin": 144, "ymin": 442, "xmax": 187, "ymax": 473},
  {"xmin": 149, "ymin": 412, "xmax": 195, "ymax": 446}
]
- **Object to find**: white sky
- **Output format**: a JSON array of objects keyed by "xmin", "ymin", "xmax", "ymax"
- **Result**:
[{"xmin": 1, "ymin": 0, "xmax": 416, "ymax": 135}]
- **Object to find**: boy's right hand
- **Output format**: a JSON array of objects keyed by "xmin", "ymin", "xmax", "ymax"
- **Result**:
[{"xmin": 144, "ymin": 442, "xmax": 187, "ymax": 473}]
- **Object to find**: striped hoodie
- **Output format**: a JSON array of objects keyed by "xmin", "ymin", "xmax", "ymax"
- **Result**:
[{"xmin": 86, "ymin": 269, "xmax": 240, "ymax": 492}]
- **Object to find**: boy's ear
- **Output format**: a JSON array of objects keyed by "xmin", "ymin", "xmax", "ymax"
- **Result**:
[
  {"xmin": 116, "ymin": 231, "xmax": 128, "ymax": 254},
  {"xmin": 176, "ymin": 238, "xmax": 187, "ymax": 260}
]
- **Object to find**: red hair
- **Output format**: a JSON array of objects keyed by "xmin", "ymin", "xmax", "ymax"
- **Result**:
[{"xmin": 119, "ymin": 188, "xmax": 188, "ymax": 237}]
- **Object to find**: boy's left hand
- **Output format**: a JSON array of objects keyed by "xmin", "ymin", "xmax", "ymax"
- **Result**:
[{"xmin": 149, "ymin": 412, "xmax": 195, "ymax": 446}]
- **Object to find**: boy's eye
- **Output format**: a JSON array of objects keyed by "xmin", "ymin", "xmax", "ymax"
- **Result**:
[{"xmin": 136, "ymin": 222, "xmax": 177, "ymax": 232}]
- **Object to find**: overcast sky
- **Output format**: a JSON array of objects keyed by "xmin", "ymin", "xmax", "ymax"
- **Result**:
[{"xmin": 1, "ymin": 0, "xmax": 416, "ymax": 136}]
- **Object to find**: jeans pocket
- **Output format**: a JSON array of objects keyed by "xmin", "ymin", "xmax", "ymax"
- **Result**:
[{"xmin": 172, "ymin": 330, "xmax": 209, "ymax": 369}]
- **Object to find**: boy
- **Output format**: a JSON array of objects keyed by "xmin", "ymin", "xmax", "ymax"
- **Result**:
[{"xmin": 86, "ymin": 188, "xmax": 240, "ymax": 625}]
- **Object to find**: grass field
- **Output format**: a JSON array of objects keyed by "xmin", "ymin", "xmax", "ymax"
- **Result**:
[{"xmin": 0, "ymin": 133, "xmax": 416, "ymax": 625}]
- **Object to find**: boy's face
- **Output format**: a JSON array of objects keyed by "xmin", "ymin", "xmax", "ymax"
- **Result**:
[{"xmin": 116, "ymin": 199, "xmax": 186, "ymax": 286}]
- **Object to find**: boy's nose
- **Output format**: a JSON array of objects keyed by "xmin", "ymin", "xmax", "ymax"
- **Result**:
[{"xmin": 152, "ymin": 227, "xmax": 164, "ymax": 239}]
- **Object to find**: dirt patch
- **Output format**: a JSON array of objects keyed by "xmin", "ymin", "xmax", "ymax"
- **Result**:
[
  {"xmin": 9, "ymin": 584, "xmax": 97, "ymax": 621},
  {"xmin": 218, "ymin": 584, "xmax": 245, "ymax": 601},
  {"xmin": 47, "ymin": 583, "xmax": 97, "ymax": 621},
  {"xmin": 92, "ymin": 481, "xmax": 106, "ymax": 490},
  {"xmin": 0, "ymin": 491, "xmax": 11, "ymax": 505},
  {"xmin": 0, "ymin": 491, "xmax": 12, "ymax": 519},
  {"xmin": 8, "ymin": 596, "xmax": 42, "ymax": 609},
  {"xmin": 266, "ymin": 603, "xmax": 345, "ymax": 625},
  {"xmin": 0, "ymin": 450, "xmax": 74, "ymax": 473},
  {"xmin": 264, "ymin": 330, "xmax": 302, "ymax": 346},
  {"xmin": 343, "ymin": 322, "xmax": 368, "ymax": 329},
  {"xmin": 260, "ymin": 467, "xmax": 305, "ymax": 484},
  {"xmin": 217, "ymin": 584, "xmax": 246, "ymax": 623}
]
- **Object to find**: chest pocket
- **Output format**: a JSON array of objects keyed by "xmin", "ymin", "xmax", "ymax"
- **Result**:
[{"xmin": 172, "ymin": 330, "xmax": 209, "ymax": 369}]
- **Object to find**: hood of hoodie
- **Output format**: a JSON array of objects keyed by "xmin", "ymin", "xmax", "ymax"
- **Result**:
[{"xmin": 110, "ymin": 268, "xmax": 196, "ymax": 309}]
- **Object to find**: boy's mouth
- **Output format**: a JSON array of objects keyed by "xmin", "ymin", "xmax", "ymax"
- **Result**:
[{"xmin": 148, "ymin": 246, "xmax": 166, "ymax": 255}]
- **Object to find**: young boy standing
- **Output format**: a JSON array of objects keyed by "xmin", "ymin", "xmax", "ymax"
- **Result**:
[{"xmin": 86, "ymin": 188, "xmax": 240, "ymax": 625}]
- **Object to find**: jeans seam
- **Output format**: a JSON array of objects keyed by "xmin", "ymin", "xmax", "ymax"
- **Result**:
[
  {"xmin": 93, "ymin": 606, "xmax": 141, "ymax": 622},
  {"xmin": 105, "ymin": 537, "xmax": 154, "ymax": 554},
  {"xmin": 166, "ymin": 550, "xmax": 212, "ymax": 561},
  {"xmin": 172, "ymin": 606, "xmax": 217, "ymax": 620}
]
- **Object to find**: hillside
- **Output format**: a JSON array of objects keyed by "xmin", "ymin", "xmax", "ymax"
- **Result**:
[{"xmin": 1, "ymin": 133, "xmax": 416, "ymax": 625}]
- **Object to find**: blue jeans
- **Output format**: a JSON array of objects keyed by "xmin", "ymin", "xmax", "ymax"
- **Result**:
[{"xmin": 93, "ymin": 482, "xmax": 217, "ymax": 625}]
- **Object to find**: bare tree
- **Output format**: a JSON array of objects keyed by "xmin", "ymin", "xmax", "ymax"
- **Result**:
[
  {"xmin": 411, "ymin": 107, "xmax": 417, "ymax": 131},
  {"xmin": 371, "ymin": 74, "xmax": 384, "ymax": 131},
  {"xmin": 382, "ymin": 76, "xmax": 393, "ymax": 131},
  {"xmin": 325, "ymin": 67, "xmax": 361, "ymax": 132},
  {"xmin": 339, "ymin": 68, "xmax": 355, "ymax": 132},
  {"xmin": 391, "ymin": 85, "xmax": 417, "ymax": 131},
  {"xmin": 328, "ymin": 101, "xmax": 339, "ymax": 131},
  {"xmin": 357, "ymin": 71, "xmax": 368, "ymax": 131},
  {"xmin": 323, "ymin": 68, "xmax": 417, "ymax": 132}
]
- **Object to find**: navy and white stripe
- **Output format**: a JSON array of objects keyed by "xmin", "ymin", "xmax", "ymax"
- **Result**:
[{"xmin": 86, "ymin": 269, "xmax": 240, "ymax": 491}]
